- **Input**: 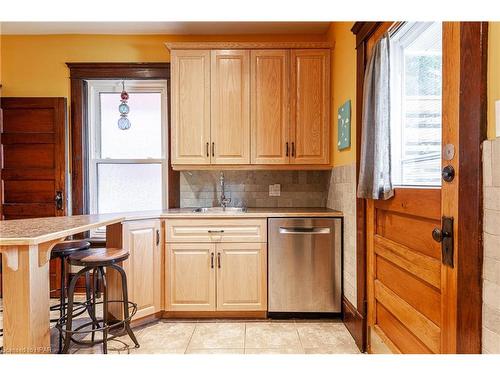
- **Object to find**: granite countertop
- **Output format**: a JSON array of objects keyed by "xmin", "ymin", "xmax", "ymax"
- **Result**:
[
  {"xmin": 0, "ymin": 208, "xmax": 342, "ymax": 246},
  {"xmin": 0, "ymin": 214, "xmax": 125, "ymax": 246},
  {"xmin": 120, "ymin": 207, "xmax": 343, "ymax": 221}
]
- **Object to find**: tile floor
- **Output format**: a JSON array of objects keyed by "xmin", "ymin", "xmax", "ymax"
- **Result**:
[{"xmin": 0, "ymin": 299, "xmax": 360, "ymax": 354}]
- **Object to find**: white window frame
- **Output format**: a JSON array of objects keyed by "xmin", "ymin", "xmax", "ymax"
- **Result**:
[
  {"xmin": 87, "ymin": 79, "xmax": 168, "ymax": 235},
  {"xmin": 390, "ymin": 22, "xmax": 442, "ymax": 187}
]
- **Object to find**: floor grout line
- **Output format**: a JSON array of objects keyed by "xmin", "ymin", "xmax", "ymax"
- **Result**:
[
  {"xmin": 183, "ymin": 322, "xmax": 197, "ymax": 354},
  {"xmin": 243, "ymin": 323, "xmax": 247, "ymax": 353}
]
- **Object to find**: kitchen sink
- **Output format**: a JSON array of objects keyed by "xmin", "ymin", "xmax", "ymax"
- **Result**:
[{"xmin": 192, "ymin": 207, "xmax": 247, "ymax": 213}]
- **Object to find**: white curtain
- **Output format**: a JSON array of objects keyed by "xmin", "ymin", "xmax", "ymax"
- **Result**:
[{"xmin": 357, "ymin": 33, "xmax": 394, "ymax": 200}]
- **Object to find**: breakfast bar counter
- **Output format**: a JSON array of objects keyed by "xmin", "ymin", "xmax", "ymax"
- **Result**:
[{"xmin": 0, "ymin": 214, "xmax": 126, "ymax": 353}]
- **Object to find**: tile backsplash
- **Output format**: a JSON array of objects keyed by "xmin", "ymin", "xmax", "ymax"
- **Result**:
[
  {"xmin": 482, "ymin": 139, "xmax": 500, "ymax": 354},
  {"xmin": 180, "ymin": 170, "xmax": 330, "ymax": 208},
  {"xmin": 327, "ymin": 163, "xmax": 357, "ymax": 308}
]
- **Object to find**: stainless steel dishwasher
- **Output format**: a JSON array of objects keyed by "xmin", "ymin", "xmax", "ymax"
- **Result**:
[{"xmin": 268, "ymin": 218, "xmax": 342, "ymax": 313}]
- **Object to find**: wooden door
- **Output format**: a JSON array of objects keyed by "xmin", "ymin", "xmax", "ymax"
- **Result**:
[
  {"xmin": 211, "ymin": 50, "xmax": 250, "ymax": 164},
  {"xmin": 250, "ymin": 50, "xmax": 290, "ymax": 164},
  {"xmin": 367, "ymin": 189, "xmax": 442, "ymax": 353},
  {"xmin": 365, "ymin": 22, "xmax": 483, "ymax": 354},
  {"xmin": 290, "ymin": 49, "xmax": 330, "ymax": 165},
  {"xmin": 0, "ymin": 97, "xmax": 67, "ymax": 297},
  {"xmin": 216, "ymin": 242, "xmax": 267, "ymax": 311},
  {"xmin": 171, "ymin": 50, "xmax": 211, "ymax": 164},
  {"xmin": 166, "ymin": 242, "xmax": 216, "ymax": 311},
  {"xmin": 123, "ymin": 219, "xmax": 162, "ymax": 320}
]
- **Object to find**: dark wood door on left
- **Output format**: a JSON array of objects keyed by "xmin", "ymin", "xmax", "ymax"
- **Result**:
[{"xmin": 0, "ymin": 97, "xmax": 67, "ymax": 297}]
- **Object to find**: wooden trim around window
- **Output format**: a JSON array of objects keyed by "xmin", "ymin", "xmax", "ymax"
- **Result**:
[{"xmin": 67, "ymin": 62, "xmax": 179, "ymax": 216}]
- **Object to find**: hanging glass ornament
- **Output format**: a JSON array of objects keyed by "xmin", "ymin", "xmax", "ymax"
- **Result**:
[{"xmin": 118, "ymin": 81, "xmax": 131, "ymax": 130}]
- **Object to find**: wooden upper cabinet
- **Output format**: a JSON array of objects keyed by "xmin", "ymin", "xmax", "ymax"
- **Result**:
[
  {"xmin": 171, "ymin": 50, "xmax": 211, "ymax": 164},
  {"xmin": 210, "ymin": 50, "xmax": 251, "ymax": 164},
  {"xmin": 250, "ymin": 50, "xmax": 290, "ymax": 164},
  {"xmin": 290, "ymin": 49, "xmax": 330, "ymax": 165}
]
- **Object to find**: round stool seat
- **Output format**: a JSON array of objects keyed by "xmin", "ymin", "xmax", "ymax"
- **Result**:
[
  {"xmin": 51, "ymin": 240, "xmax": 91, "ymax": 259},
  {"xmin": 68, "ymin": 248, "xmax": 129, "ymax": 267}
]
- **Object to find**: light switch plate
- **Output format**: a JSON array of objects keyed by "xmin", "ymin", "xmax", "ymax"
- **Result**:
[
  {"xmin": 269, "ymin": 184, "xmax": 281, "ymax": 197},
  {"xmin": 496, "ymin": 100, "xmax": 500, "ymax": 137}
]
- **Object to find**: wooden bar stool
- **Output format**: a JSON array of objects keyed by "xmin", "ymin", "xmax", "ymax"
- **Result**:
[
  {"xmin": 50, "ymin": 239, "xmax": 91, "ymax": 353},
  {"xmin": 57, "ymin": 248, "xmax": 139, "ymax": 354}
]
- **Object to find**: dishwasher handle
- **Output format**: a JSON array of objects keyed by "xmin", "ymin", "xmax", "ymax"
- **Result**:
[{"xmin": 279, "ymin": 227, "xmax": 331, "ymax": 234}]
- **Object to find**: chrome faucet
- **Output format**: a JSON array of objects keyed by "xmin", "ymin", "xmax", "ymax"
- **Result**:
[{"xmin": 219, "ymin": 172, "xmax": 231, "ymax": 209}]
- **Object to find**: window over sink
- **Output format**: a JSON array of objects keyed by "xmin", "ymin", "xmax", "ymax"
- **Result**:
[{"xmin": 87, "ymin": 80, "xmax": 168, "ymax": 223}]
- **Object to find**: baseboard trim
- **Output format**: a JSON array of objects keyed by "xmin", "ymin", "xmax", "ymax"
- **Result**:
[
  {"xmin": 342, "ymin": 296, "xmax": 366, "ymax": 352},
  {"xmin": 162, "ymin": 310, "xmax": 268, "ymax": 319}
]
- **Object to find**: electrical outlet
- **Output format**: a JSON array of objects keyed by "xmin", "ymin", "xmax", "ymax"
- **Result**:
[{"xmin": 269, "ymin": 184, "xmax": 281, "ymax": 197}]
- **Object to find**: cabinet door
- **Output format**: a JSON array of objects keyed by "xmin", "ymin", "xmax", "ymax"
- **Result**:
[
  {"xmin": 251, "ymin": 50, "xmax": 290, "ymax": 164},
  {"xmin": 123, "ymin": 219, "xmax": 162, "ymax": 320},
  {"xmin": 290, "ymin": 49, "xmax": 330, "ymax": 164},
  {"xmin": 166, "ymin": 243, "xmax": 216, "ymax": 311},
  {"xmin": 211, "ymin": 50, "xmax": 250, "ymax": 164},
  {"xmin": 171, "ymin": 50, "xmax": 211, "ymax": 164},
  {"xmin": 216, "ymin": 242, "xmax": 267, "ymax": 311}
]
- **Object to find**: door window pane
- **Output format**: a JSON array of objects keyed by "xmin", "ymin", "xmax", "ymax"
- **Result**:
[
  {"xmin": 391, "ymin": 22, "xmax": 442, "ymax": 186},
  {"xmin": 97, "ymin": 163, "xmax": 162, "ymax": 213},
  {"xmin": 100, "ymin": 92, "xmax": 162, "ymax": 159}
]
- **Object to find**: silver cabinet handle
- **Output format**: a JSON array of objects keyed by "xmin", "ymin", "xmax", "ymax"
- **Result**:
[{"xmin": 279, "ymin": 227, "xmax": 331, "ymax": 234}]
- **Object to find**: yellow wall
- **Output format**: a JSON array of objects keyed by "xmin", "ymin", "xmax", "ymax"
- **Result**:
[
  {"xmin": 488, "ymin": 22, "xmax": 500, "ymax": 139},
  {"xmin": 0, "ymin": 33, "xmax": 325, "ymax": 98},
  {"xmin": 326, "ymin": 22, "xmax": 357, "ymax": 167}
]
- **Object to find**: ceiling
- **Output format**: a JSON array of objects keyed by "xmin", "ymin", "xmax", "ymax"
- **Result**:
[{"xmin": 0, "ymin": 22, "xmax": 331, "ymax": 35}]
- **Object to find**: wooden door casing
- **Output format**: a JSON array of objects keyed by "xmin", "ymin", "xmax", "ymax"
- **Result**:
[
  {"xmin": 290, "ymin": 49, "xmax": 330, "ymax": 165},
  {"xmin": 250, "ymin": 50, "xmax": 290, "ymax": 164},
  {"xmin": 210, "ymin": 50, "xmax": 251, "ymax": 164}
]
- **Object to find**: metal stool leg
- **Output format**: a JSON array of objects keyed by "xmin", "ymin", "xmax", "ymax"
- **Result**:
[
  {"xmin": 100, "ymin": 267, "xmax": 108, "ymax": 354},
  {"xmin": 61, "ymin": 267, "xmax": 90, "ymax": 354},
  {"xmin": 111, "ymin": 264, "xmax": 140, "ymax": 348}
]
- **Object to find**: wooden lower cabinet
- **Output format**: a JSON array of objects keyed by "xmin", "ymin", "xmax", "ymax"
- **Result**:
[
  {"xmin": 122, "ymin": 219, "xmax": 163, "ymax": 320},
  {"xmin": 166, "ymin": 243, "xmax": 217, "ymax": 311},
  {"xmin": 166, "ymin": 242, "xmax": 267, "ymax": 312},
  {"xmin": 216, "ymin": 242, "xmax": 267, "ymax": 311}
]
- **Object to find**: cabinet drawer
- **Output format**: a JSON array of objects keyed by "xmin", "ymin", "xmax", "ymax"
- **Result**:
[{"xmin": 166, "ymin": 219, "xmax": 267, "ymax": 243}]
